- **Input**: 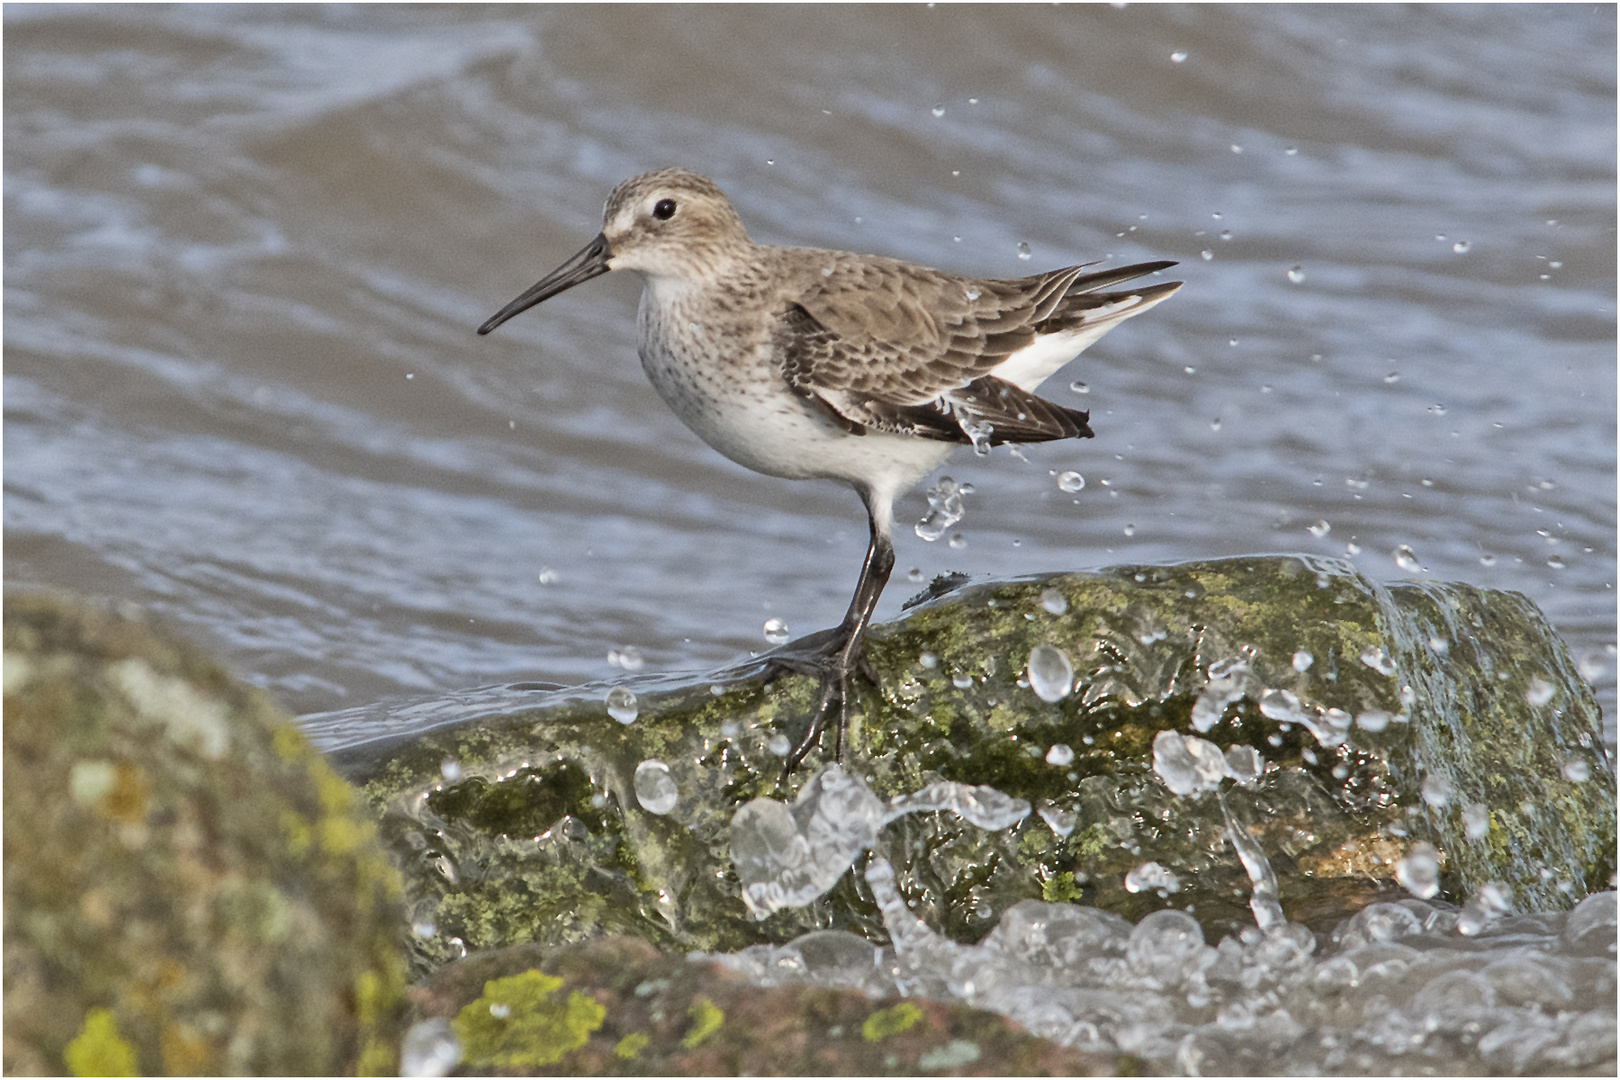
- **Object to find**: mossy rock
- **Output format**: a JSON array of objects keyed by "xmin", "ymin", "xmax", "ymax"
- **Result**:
[
  {"xmin": 405, "ymin": 936, "xmax": 1125, "ymax": 1075},
  {"xmin": 2, "ymin": 592, "xmax": 409, "ymax": 1075},
  {"xmin": 324, "ymin": 556, "xmax": 1614, "ymax": 967}
]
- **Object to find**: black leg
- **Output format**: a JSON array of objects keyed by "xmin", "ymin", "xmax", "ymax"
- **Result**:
[{"xmin": 783, "ymin": 492, "xmax": 895, "ymax": 776}]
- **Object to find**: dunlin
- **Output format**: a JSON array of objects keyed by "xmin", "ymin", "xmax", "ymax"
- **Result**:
[{"xmin": 479, "ymin": 168, "xmax": 1181, "ymax": 774}]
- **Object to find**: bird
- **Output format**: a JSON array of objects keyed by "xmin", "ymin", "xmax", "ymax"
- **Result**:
[{"xmin": 478, "ymin": 168, "xmax": 1181, "ymax": 775}]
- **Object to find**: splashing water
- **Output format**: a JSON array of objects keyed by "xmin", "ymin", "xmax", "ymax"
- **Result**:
[
  {"xmin": 729, "ymin": 764, "xmax": 1027, "ymax": 919},
  {"xmin": 915, "ymin": 476, "xmax": 967, "ymax": 541},
  {"xmin": 711, "ymin": 762, "xmax": 1617, "ymax": 1074},
  {"xmin": 762, "ymin": 617, "xmax": 790, "ymax": 645}
]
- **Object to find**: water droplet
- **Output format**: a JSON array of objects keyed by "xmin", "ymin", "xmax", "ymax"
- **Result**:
[
  {"xmin": 617, "ymin": 646, "xmax": 645, "ymax": 672},
  {"xmin": 1461, "ymin": 802, "xmax": 1490, "ymax": 841},
  {"xmin": 1306, "ymin": 520, "xmax": 1330, "ymax": 538},
  {"xmin": 1069, "ymin": 380, "xmax": 1089, "ymax": 394},
  {"xmin": 1200, "ymin": 249, "xmax": 1214, "ymax": 261},
  {"xmin": 1452, "ymin": 239, "xmax": 1471, "ymax": 253},
  {"xmin": 915, "ymin": 476, "xmax": 967, "ymax": 541},
  {"xmin": 1479, "ymin": 553, "xmax": 1496, "ymax": 567},
  {"xmin": 633, "ymin": 759, "xmax": 679, "ymax": 815},
  {"xmin": 1016, "ymin": 241, "xmax": 1032, "ymax": 260},
  {"xmin": 1057, "ymin": 470, "xmax": 1085, "ymax": 492},
  {"xmin": 1547, "ymin": 555, "xmax": 1567, "ymax": 569},
  {"xmin": 1562, "ymin": 756, "xmax": 1590, "ymax": 783},
  {"xmin": 1040, "ymin": 588, "xmax": 1068, "ymax": 615},
  {"xmin": 931, "ymin": 104, "xmax": 945, "ymax": 117},
  {"xmin": 1125, "ymin": 861, "xmax": 1181, "ymax": 894},
  {"xmin": 1393, "ymin": 544, "xmax": 1421, "ymax": 572},
  {"xmin": 947, "ymin": 533, "xmax": 967, "ymax": 550},
  {"xmin": 412, "ymin": 919, "xmax": 437, "ymax": 939},
  {"xmin": 1383, "ymin": 371, "xmax": 1401, "ymax": 384},
  {"xmin": 1045, "ymin": 742, "xmax": 1074, "ymax": 766},
  {"xmin": 1122, "ymin": 523, "xmax": 1136, "ymax": 537},
  {"xmin": 401, "ymin": 1018, "xmax": 461, "ymax": 1078},
  {"xmin": 606, "ymin": 686, "xmax": 638, "ymax": 725},
  {"xmin": 1225, "ymin": 745, "xmax": 1263, "ymax": 783},
  {"xmin": 1292, "ymin": 650, "xmax": 1313, "ymax": 672},
  {"xmin": 907, "ymin": 567, "xmax": 924, "ymax": 582},
  {"xmin": 918, "ymin": 651, "xmax": 938, "ymax": 669},
  {"xmin": 1170, "ymin": 49, "xmax": 1188, "ymax": 62},
  {"xmin": 1526, "ymin": 677, "xmax": 1555, "ymax": 707},
  {"xmin": 1421, "ymin": 773, "xmax": 1452, "ymax": 807},
  {"xmin": 1395, "ymin": 843, "xmax": 1441, "ymax": 898},
  {"xmin": 1209, "ymin": 416, "xmax": 1222, "ymax": 431},
  {"xmin": 1027, "ymin": 645, "xmax": 1074, "ymax": 702},
  {"xmin": 952, "ymin": 672, "xmax": 974, "ymax": 690},
  {"xmin": 766, "ymin": 733, "xmax": 792, "ymax": 756},
  {"xmin": 964, "ymin": 286, "xmax": 981, "ymax": 301},
  {"xmin": 1359, "ymin": 646, "xmax": 1397, "ymax": 677},
  {"xmin": 489, "ymin": 1002, "xmax": 511, "ymax": 1019},
  {"xmin": 1285, "ymin": 146, "xmax": 1299, "ymax": 155},
  {"xmin": 1286, "ymin": 265, "xmax": 1305, "ymax": 284},
  {"xmin": 763, "ymin": 618, "xmax": 790, "ymax": 645},
  {"xmin": 537, "ymin": 566, "xmax": 560, "ymax": 585},
  {"xmin": 1153, "ymin": 729, "xmax": 1228, "ymax": 794},
  {"xmin": 1037, "ymin": 803, "xmax": 1077, "ymax": 837},
  {"xmin": 440, "ymin": 759, "xmax": 462, "ymax": 783}
]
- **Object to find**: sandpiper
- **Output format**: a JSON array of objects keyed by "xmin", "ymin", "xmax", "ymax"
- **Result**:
[{"xmin": 479, "ymin": 168, "xmax": 1181, "ymax": 774}]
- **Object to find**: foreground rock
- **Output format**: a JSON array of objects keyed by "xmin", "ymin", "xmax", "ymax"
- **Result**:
[
  {"xmin": 403, "ymin": 935, "xmax": 1125, "ymax": 1075},
  {"xmin": 3, "ymin": 593, "xmax": 408, "ymax": 1075},
  {"xmin": 317, "ymin": 556, "xmax": 1615, "ymax": 970}
]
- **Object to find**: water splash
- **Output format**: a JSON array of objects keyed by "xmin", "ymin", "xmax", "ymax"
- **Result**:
[
  {"xmin": 762, "ymin": 617, "xmax": 790, "ymax": 645},
  {"xmin": 915, "ymin": 476, "xmax": 967, "ymax": 541},
  {"xmin": 730, "ymin": 764, "xmax": 1028, "ymax": 919}
]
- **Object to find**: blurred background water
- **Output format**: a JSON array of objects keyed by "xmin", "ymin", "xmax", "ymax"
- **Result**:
[{"xmin": 5, "ymin": 4, "xmax": 1614, "ymax": 750}]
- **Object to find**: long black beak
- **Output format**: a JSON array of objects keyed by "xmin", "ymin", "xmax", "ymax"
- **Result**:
[{"xmin": 477, "ymin": 232, "xmax": 613, "ymax": 335}]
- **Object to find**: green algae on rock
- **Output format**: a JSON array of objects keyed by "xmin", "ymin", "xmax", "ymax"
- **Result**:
[
  {"xmin": 2, "ymin": 593, "xmax": 409, "ymax": 1076},
  {"xmin": 324, "ymin": 556, "xmax": 1613, "ymax": 962}
]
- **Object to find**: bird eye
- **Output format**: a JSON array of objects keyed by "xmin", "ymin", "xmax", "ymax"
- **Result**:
[{"xmin": 652, "ymin": 198, "xmax": 677, "ymax": 221}]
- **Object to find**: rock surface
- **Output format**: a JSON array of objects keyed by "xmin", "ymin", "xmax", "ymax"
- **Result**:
[
  {"xmin": 3, "ymin": 593, "xmax": 409, "ymax": 1075},
  {"xmin": 403, "ymin": 935, "xmax": 1126, "ymax": 1076},
  {"xmin": 319, "ymin": 556, "xmax": 1615, "ymax": 969}
]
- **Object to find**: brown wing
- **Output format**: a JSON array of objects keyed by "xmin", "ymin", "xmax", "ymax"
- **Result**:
[
  {"xmin": 776, "ymin": 301, "xmax": 1093, "ymax": 446},
  {"xmin": 775, "ymin": 258, "xmax": 1174, "ymax": 444}
]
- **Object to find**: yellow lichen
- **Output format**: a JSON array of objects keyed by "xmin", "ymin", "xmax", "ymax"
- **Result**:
[
  {"xmin": 613, "ymin": 1032, "xmax": 650, "ymax": 1059},
  {"xmin": 862, "ymin": 1001, "xmax": 924, "ymax": 1042},
  {"xmin": 452, "ymin": 969, "xmax": 606, "ymax": 1069},
  {"xmin": 64, "ymin": 1008, "xmax": 138, "ymax": 1077},
  {"xmin": 681, "ymin": 996, "xmax": 724, "ymax": 1049}
]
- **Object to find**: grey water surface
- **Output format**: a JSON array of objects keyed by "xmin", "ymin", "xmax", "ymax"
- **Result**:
[{"xmin": 5, "ymin": 4, "xmax": 1615, "ymax": 747}]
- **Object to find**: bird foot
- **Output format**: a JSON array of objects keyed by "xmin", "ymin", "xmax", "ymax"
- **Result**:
[
  {"xmin": 756, "ymin": 626, "xmax": 877, "ymax": 778},
  {"xmin": 758, "ymin": 626, "xmax": 878, "ymax": 686}
]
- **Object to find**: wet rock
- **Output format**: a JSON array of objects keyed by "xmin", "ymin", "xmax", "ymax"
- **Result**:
[
  {"xmin": 317, "ymin": 557, "xmax": 1614, "ymax": 965},
  {"xmin": 403, "ymin": 935, "xmax": 1127, "ymax": 1075},
  {"xmin": 2, "ymin": 593, "xmax": 408, "ymax": 1075}
]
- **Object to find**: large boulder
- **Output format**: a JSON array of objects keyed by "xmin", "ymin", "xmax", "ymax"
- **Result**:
[
  {"xmin": 323, "ymin": 556, "xmax": 1613, "ymax": 969},
  {"xmin": 3, "ymin": 593, "xmax": 409, "ymax": 1075}
]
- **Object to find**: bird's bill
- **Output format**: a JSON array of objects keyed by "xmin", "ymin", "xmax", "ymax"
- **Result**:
[{"xmin": 477, "ymin": 232, "xmax": 613, "ymax": 335}]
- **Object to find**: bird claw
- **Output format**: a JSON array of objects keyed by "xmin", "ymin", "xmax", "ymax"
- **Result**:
[{"xmin": 758, "ymin": 626, "xmax": 878, "ymax": 777}]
